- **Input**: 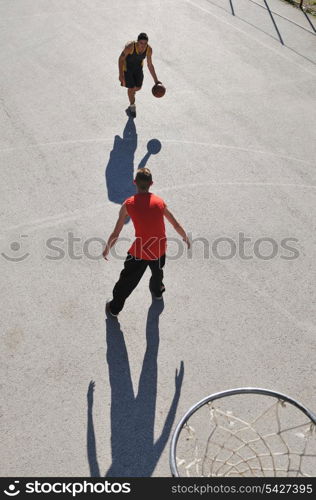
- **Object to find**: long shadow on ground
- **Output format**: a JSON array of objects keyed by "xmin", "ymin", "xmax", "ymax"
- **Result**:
[
  {"xmin": 105, "ymin": 116, "xmax": 162, "ymax": 209},
  {"xmin": 87, "ymin": 300, "xmax": 184, "ymax": 477}
]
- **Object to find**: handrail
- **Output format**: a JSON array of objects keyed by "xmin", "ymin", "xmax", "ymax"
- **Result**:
[
  {"xmin": 229, "ymin": 0, "xmax": 235, "ymax": 16},
  {"xmin": 264, "ymin": 0, "xmax": 284, "ymax": 44},
  {"xmin": 299, "ymin": 0, "xmax": 316, "ymax": 32},
  {"xmin": 229, "ymin": 0, "xmax": 315, "ymax": 42},
  {"xmin": 247, "ymin": 0, "xmax": 315, "ymax": 34}
]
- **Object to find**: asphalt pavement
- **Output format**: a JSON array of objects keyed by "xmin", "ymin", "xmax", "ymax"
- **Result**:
[{"xmin": 1, "ymin": 0, "xmax": 315, "ymax": 477}]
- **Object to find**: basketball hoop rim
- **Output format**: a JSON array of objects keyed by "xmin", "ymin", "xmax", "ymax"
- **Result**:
[{"xmin": 170, "ymin": 387, "xmax": 316, "ymax": 477}]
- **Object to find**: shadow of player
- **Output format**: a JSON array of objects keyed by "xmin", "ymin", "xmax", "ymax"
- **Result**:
[
  {"xmin": 105, "ymin": 117, "xmax": 162, "ymax": 210},
  {"xmin": 86, "ymin": 300, "xmax": 184, "ymax": 477}
]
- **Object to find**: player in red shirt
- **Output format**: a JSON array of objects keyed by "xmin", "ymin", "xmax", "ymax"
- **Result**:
[{"xmin": 103, "ymin": 168, "xmax": 190, "ymax": 317}]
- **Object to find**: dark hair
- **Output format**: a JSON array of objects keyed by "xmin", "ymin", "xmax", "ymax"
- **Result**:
[
  {"xmin": 135, "ymin": 168, "xmax": 152, "ymax": 190},
  {"xmin": 137, "ymin": 32, "xmax": 148, "ymax": 41}
]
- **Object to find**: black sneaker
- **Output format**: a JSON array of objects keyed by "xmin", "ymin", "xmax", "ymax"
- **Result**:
[
  {"xmin": 105, "ymin": 301, "xmax": 118, "ymax": 318},
  {"xmin": 129, "ymin": 104, "xmax": 136, "ymax": 118},
  {"xmin": 153, "ymin": 294, "xmax": 163, "ymax": 300},
  {"xmin": 150, "ymin": 285, "xmax": 165, "ymax": 300}
]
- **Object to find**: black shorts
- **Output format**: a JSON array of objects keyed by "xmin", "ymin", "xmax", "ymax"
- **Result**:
[{"xmin": 124, "ymin": 68, "xmax": 144, "ymax": 89}]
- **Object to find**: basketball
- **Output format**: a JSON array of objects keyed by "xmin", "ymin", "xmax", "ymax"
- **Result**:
[{"xmin": 152, "ymin": 83, "xmax": 166, "ymax": 98}]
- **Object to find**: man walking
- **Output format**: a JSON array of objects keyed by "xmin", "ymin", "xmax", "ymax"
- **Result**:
[
  {"xmin": 118, "ymin": 33, "xmax": 161, "ymax": 118},
  {"xmin": 103, "ymin": 168, "xmax": 190, "ymax": 317}
]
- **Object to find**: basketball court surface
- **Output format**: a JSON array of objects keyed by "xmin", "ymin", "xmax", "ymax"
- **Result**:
[{"xmin": 1, "ymin": 0, "xmax": 315, "ymax": 477}]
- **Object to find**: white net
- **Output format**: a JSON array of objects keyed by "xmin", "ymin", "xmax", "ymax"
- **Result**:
[{"xmin": 174, "ymin": 394, "xmax": 316, "ymax": 477}]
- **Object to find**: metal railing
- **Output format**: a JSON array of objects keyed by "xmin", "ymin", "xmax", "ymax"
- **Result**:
[
  {"xmin": 299, "ymin": 0, "xmax": 316, "ymax": 32},
  {"xmin": 228, "ymin": 0, "xmax": 315, "ymax": 44}
]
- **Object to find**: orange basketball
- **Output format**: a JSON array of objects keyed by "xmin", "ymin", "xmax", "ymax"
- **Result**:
[{"xmin": 152, "ymin": 83, "xmax": 166, "ymax": 98}]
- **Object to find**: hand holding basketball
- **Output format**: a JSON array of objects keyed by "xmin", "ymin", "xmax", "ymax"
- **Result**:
[{"xmin": 152, "ymin": 82, "xmax": 166, "ymax": 98}]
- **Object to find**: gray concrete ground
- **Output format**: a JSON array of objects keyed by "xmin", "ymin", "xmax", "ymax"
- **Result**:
[{"xmin": 1, "ymin": 0, "xmax": 315, "ymax": 477}]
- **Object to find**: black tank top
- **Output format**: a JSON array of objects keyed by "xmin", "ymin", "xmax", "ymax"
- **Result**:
[{"xmin": 125, "ymin": 42, "xmax": 147, "ymax": 71}]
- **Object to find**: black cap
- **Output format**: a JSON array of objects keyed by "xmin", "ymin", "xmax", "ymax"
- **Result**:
[{"xmin": 137, "ymin": 32, "xmax": 148, "ymax": 41}]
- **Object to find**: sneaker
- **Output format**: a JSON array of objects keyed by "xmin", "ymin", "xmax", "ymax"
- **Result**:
[
  {"xmin": 105, "ymin": 301, "xmax": 118, "ymax": 318},
  {"xmin": 129, "ymin": 104, "xmax": 136, "ymax": 118},
  {"xmin": 151, "ymin": 285, "xmax": 165, "ymax": 300},
  {"xmin": 153, "ymin": 294, "xmax": 164, "ymax": 300}
]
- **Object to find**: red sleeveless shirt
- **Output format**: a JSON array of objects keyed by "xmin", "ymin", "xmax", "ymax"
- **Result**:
[{"xmin": 125, "ymin": 193, "xmax": 166, "ymax": 260}]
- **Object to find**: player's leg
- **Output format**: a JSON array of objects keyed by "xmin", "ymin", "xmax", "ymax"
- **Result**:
[
  {"xmin": 124, "ymin": 71, "xmax": 137, "ymax": 116},
  {"xmin": 148, "ymin": 254, "xmax": 166, "ymax": 299},
  {"xmin": 132, "ymin": 69, "xmax": 144, "ymax": 104},
  {"xmin": 108, "ymin": 254, "xmax": 148, "ymax": 315},
  {"xmin": 128, "ymin": 69, "xmax": 143, "ymax": 117},
  {"xmin": 128, "ymin": 87, "xmax": 137, "ymax": 105},
  {"xmin": 134, "ymin": 67, "xmax": 144, "ymax": 91},
  {"xmin": 128, "ymin": 88, "xmax": 137, "ymax": 117}
]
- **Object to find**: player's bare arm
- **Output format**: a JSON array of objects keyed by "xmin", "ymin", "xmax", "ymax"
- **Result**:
[
  {"xmin": 103, "ymin": 204, "xmax": 129, "ymax": 260},
  {"xmin": 164, "ymin": 207, "xmax": 191, "ymax": 248},
  {"xmin": 146, "ymin": 47, "xmax": 160, "ymax": 85},
  {"xmin": 118, "ymin": 43, "xmax": 133, "ymax": 86}
]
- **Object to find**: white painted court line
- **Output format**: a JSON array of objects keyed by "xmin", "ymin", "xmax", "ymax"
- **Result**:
[
  {"xmin": 1, "ymin": 180, "xmax": 314, "ymax": 237},
  {"xmin": 162, "ymin": 139, "xmax": 315, "ymax": 166},
  {"xmin": 1, "ymin": 137, "xmax": 314, "ymax": 166},
  {"xmin": 157, "ymin": 180, "xmax": 316, "ymax": 195}
]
